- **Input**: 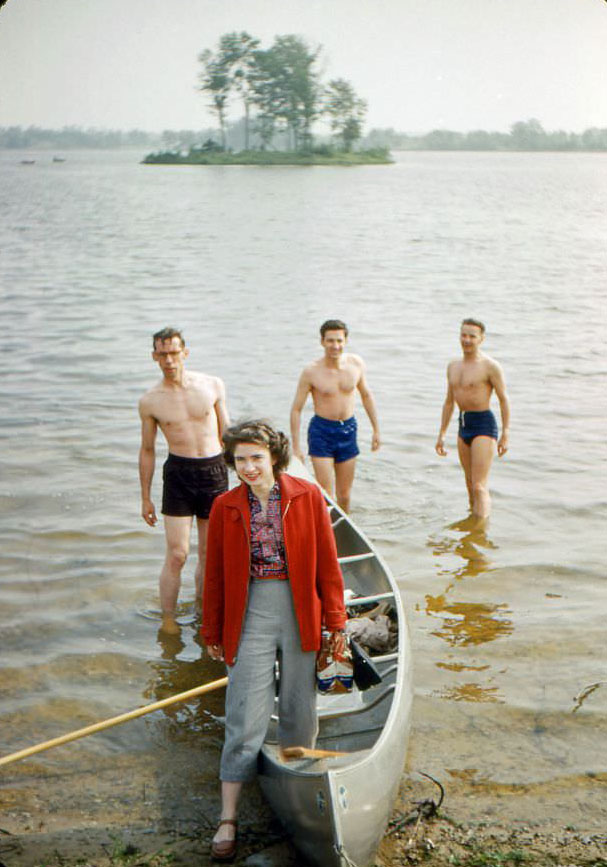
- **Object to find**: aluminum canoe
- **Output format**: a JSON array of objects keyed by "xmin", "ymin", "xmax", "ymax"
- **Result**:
[{"xmin": 258, "ymin": 462, "xmax": 413, "ymax": 867}]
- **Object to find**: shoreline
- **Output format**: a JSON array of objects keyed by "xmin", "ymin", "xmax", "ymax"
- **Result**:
[
  {"xmin": 3, "ymin": 790, "xmax": 605, "ymax": 867},
  {"xmin": 2, "ymin": 751, "xmax": 605, "ymax": 866}
]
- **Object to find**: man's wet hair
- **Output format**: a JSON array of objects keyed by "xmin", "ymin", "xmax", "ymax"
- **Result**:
[
  {"xmin": 461, "ymin": 318, "xmax": 486, "ymax": 335},
  {"xmin": 320, "ymin": 319, "xmax": 349, "ymax": 338},
  {"xmin": 152, "ymin": 327, "xmax": 185, "ymax": 349},
  {"xmin": 222, "ymin": 420, "xmax": 291, "ymax": 478}
]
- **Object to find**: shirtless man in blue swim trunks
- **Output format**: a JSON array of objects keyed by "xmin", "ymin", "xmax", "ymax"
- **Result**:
[
  {"xmin": 435, "ymin": 318, "xmax": 510, "ymax": 521},
  {"xmin": 139, "ymin": 328, "xmax": 230, "ymax": 634},
  {"xmin": 290, "ymin": 319, "xmax": 381, "ymax": 513}
]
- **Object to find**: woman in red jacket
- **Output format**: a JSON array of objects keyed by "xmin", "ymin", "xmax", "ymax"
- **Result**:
[{"xmin": 201, "ymin": 420, "xmax": 346, "ymax": 861}]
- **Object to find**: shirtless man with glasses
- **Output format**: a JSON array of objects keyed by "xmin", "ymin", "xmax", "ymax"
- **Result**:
[{"xmin": 139, "ymin": 328, "xmax": 229, "ymax": 634}]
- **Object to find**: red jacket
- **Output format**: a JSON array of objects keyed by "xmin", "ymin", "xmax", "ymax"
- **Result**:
[{"xmin": 201, "ymin": 473, "xmax": 346, "ymax": 666}]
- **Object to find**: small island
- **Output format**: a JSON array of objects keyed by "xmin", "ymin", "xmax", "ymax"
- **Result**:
[
  {"xmin": 143, "ymin": 31, "xmax": 390, "ymax": 167},
  {"xmin": 142, "ymin": 145, "xmax": 391, "ymax": 166}
]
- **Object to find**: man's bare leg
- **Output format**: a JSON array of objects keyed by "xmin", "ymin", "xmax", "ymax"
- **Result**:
[
  {"xmin": 212, "ymin": 781, "xmax": 243, "ymax": 845},
  {"xmin": 194, "ymin": 517, "xmax": 209, "ymax": 612},
  {"xmin": 457, "ymin": 438, "xmax": 474, "ymax": 510},
  {"xmin": 310, "ymin": 456, "xmax": 335, "ymax": 498},
  {"xmin": 159, "ymin": 515, "xmax": 192, "ymax": 634},
  {"xmin": 469, "ymin": 436, "xmax": 496, "ymax": 520},
  {"xmin": 334, "ymin": 457, "xmax": 356, "ymax": 513}
]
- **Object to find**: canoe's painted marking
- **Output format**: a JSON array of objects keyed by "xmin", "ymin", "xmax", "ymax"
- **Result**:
[
  {"xmin": 338, "ymin": 785, "xmax": 349, "ymax": 810},
  {"xmin": 316, "ymin": 790, "xmax": 327, "ymax": 815}
]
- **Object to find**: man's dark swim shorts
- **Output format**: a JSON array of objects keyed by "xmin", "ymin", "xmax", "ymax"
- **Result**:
[
  {"xmin": 307, "ymin": 415, "xmax": 360, "ymax": 464},
  {"xmin": 458, "ymin": 410, "xmax": 499, "ymax": 445},
  {"xmin": 162, "ymin": 453, "xmax": 228, "ymax": 519}
]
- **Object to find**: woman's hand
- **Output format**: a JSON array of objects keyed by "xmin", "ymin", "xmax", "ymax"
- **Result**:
[
  {"xmin": 328, "ymin": 630, "xmax": 347, "ymax": 656},
  {"xmin": 206, "ymin": 643, "xmax": 225, "ymax": 662}
]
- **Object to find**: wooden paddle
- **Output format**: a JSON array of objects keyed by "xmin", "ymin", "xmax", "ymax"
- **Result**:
[
  {"xmin": 0, "ymin": 676, "xmax": 228, "ymax": 769},
  {"xmin": 281, "ymin": 746, "xmax": 347, "ymax": 760}
]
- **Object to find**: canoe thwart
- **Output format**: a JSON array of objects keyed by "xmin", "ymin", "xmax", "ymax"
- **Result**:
[
  {"xmin": 338, "ymin": 552, "xmax": 375, "ymax": 564},
  {"xmin": 345, "ymin": 591, "xmax": 395, "ymax": 607}
]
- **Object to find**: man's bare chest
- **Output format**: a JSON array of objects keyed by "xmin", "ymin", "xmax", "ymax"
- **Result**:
[
  {"xmin": 152, "ymin": 388, "xmax": 214, "ymax": 426},
  {"xmin": 311, "ymin": 368, "xmax": 358, "ymax": 396},
  {"xmin": 451, "ymin": 364, "xmax": 490, "ymax": 392}
]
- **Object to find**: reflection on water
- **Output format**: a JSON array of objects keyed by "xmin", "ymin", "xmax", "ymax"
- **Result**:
[
  {"xmin": 425, "ymin": 595, "xmax": 513, "ymax": 647},
  {"xmin": 425, "ymin": 518, "xmax": 512, "ymax": 704},
  {"xmin": 428, "ymin": 518, "xmax": 497, "ymax": 580},
  {"xmin": 436, "ymin": 662, "xmax": 489, "ymax": 672},
  {"xmin": 156, "ymin": 628, "xmax": 186, "ymax": 660},
  {"xmin": 436, "ymin": 682, "xmax": 503, "ymax": 703},
  {"xmin": 144, "ymin": 626, "xmax": 227, "ymax": 735}
]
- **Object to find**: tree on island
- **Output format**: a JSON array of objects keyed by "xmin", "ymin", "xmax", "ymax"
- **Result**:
[
  {"xmin": 211, "ymin": 31, "xmax": 260, "ymax": 150},
  {"xmin": 197, "ymin": 32, "xmax": 365, "ymax": 153},
  {"xmin": 324, "ymin": 78, "xmax": 368, "ymax": 152},
  {"xmin": 251, "ymin": 35, "xmax": 321, "ymax": 152},
  {"xmin": 197, "ymin": 49, "xmax": 231, "ymax": 149}
]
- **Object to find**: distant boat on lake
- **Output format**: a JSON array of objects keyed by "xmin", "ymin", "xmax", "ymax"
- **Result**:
[
  {"xmin": 20, "ymin": 160, "xmax": 35, "ymax": 165},
  {"xmin": 53, "ymin": 156, "xmax": 66, "ymax": 163}
]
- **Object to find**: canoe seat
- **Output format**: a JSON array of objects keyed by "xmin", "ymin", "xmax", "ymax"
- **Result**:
[
  {"xmin": 370, "ymin": 651, "xmax": 398, "ymax": 663},
  {"xmin": 317, "ymin": 684, "xmax": 396, "ymax": 719}
]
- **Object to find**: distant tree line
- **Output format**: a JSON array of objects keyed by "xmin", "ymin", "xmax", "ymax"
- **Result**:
[
  {"xmin": 4, "ymin": 117, "xmax": 607, "ymax": 153},
  {"xmin": 198, "ymin": 32, "xmax": 367, "ymax": 153},
  {"xmin": 363, "ymin": 118, "xmax": 607, "ymax": 151},
  {"xmin": 0, "ymin": 126, "xmax": 168, "ymax": 149}
]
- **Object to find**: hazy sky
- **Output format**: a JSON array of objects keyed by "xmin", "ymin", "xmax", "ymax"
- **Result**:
[{"xmin": 1, "ymin": 0, "xmax": 606, "ymax": 133}]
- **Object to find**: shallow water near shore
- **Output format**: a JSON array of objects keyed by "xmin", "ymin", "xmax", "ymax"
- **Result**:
[{"xmin": 1, "ymin": 149, "xmax": 606, "ymax": 856}]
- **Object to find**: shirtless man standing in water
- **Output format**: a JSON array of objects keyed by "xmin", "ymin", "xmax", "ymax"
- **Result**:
[
  {"xmin": 435, "ymin": 318, "xmax": 510, "ymax": 521},
  {"xmin": 290, "ymin": 319, "xmax": 381, "ymax": 513},
  {"xmin": 139, "ymin": 328, "xmax": 229, "ymax": 634}
]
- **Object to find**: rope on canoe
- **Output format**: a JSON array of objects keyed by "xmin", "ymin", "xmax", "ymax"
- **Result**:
[{"xmin": 387, "ymin": 771, "xmax": 445, "ymax": 834}]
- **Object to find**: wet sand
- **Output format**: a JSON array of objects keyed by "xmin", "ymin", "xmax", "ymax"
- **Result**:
[{"xmin": 2, "ymin": 718, "xmax": 605, "ymax": 867}]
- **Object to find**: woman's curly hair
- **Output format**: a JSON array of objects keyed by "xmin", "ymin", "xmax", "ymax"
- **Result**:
[{"xmin": 222, "ymin": 420, "xmax": 291, "ymax": 478}]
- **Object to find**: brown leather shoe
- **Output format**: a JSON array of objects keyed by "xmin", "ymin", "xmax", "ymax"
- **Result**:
[{"xmin": 211, "ymin": 819, "xmax": 238, "ymax": 862}]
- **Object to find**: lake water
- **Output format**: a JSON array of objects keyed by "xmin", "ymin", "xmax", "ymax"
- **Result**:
[{"xmin": 1, "ymin": 148, "xmax": 606, "ymax": 835}]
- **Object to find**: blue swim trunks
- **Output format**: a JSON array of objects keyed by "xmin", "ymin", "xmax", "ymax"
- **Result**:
[
  {"xmin": 307, "ymin": 415, "xmax": 359, "ymax": 464},
  {"xmin": 458, "ymin": 410, "xmax": 499, "ymax": 445}
]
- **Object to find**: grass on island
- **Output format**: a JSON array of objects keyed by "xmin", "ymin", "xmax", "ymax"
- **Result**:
[{"xmin": 142, "ymin": 146, "xmax": 392, "ymax": 166}]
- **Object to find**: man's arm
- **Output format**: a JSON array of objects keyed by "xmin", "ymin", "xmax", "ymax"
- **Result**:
[
  {"xmin": 356, "ymin": 360, "xmax": 381, "ymax": 451},
  {"xmin": 213, "ymin": 377, "xmax": 230, "ymax": 442},
  {"xmin": 139, "ymin": 399, "xmax": 158, "ymax": 526},
  {"xmin": 435, "ymin": 367, "xmax": 455, "ymax": 456},
  {"xmin": 490, "ymin": 362, "xmax": 510, "ymax": 457},
  {"xmin": 290, "ymin": 369, "xmax": 311, "ymax": 462}
]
